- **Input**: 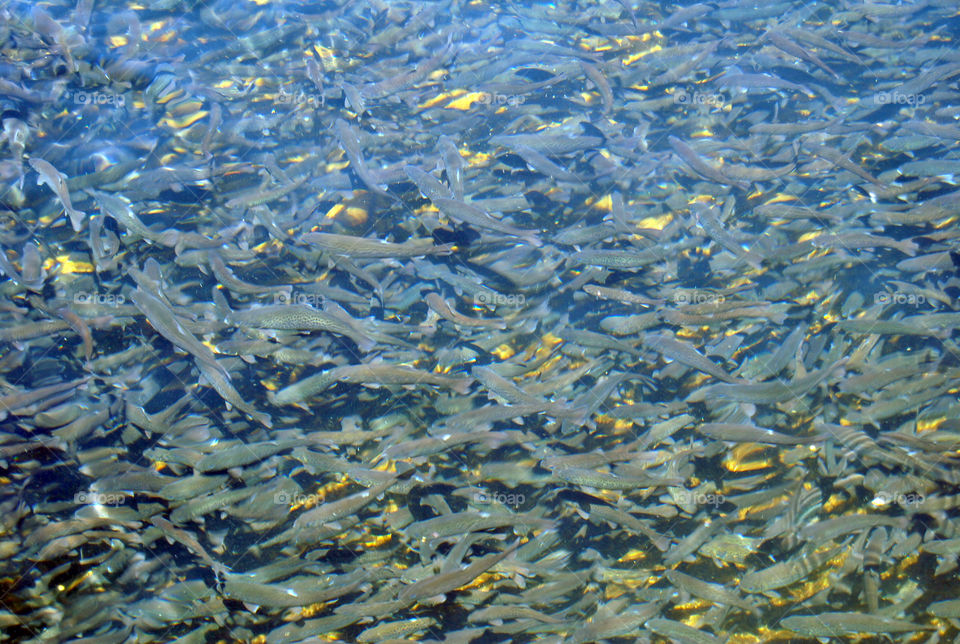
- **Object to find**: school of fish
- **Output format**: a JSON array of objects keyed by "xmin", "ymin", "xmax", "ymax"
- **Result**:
[{"xmin": 0, "ymin": 0, "xmax": 959, "ymax": 642}]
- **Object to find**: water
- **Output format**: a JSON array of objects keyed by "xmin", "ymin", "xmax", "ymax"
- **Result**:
[{"xmin": 1, "ymin": 0, "xmax": 959, "ymax": 642}]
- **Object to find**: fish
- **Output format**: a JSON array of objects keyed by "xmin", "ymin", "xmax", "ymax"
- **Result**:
[
  {"xmin": 29, "ymin": 158, "xmax": 86, "ymax": 231},
  {"xmin": 333, "ymin": 118, "xmax": 396, "ymax": 200},
  {"xmin": 5, "ymin": 2, "xmax": 960, "ymax": 641},
  {"xmin": 664, "ymin": 569, "xmax": 757, "ymax": 613},
  {"xmin": 698, "ymin": 423, "xmax": 824, "ymax": 445},
  {"xmin": 300, "ymin": 232, "xmax": 454, "ymax": 258},
  {"xmin": 129, "ymin": 288, "xmax": 231, "ymax": 381},
  {"xmin": 782, "ymin": 612, "xmax": 933, "ymax": 636},
  {"xmin": 687, "ymin": 359, "xmax": 848, "ymax": 404},
  {"xmin": 643, "ymin": 334, "xmax": 742, "ymax": 383},
  {"xmin": 645, "ymin": 617, "xmax": 721, "ymax": 643},
  {"xmin": 398, "ymin": 541, "xmax": 520, "ymax": 603},
  {"xmin": 149, "ymin": 516, "xmax": 230, "ymax": 583},
  {"xmin": 223, "ymin": 303, "xmax": 377, "ymax": 352},
  {"xmin": 425, "ymin": 292, "xmax": 507, "ymax": 329},
  {"xmin": 325, "ymin": 362, "xmax": 474, "ymax": 395},
  {"xmin": 669, "ymin": 136, "xmax": 749, "ymax": 189},
  {"xmin": 433, "ymin": 197, "xmax": 543, "ymax": 246},
  {"xmin": 740, "ymin": 540, "xmax": 847, "ymax": 593},
  {"xmin": 551, "ymin": 466, "xmax": 682, "ymax": 491}
]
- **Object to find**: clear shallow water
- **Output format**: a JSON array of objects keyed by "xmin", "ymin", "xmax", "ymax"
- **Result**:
[{"xmin": 1, "ymin": 0, "xmax": 959, "ymax": 642}]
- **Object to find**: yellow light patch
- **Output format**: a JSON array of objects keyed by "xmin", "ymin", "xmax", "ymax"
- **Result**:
[
  {"xmin": 591, "ymin": 194, "xmax": 613, "ymax": 212},
  {"xmin": 757, "ymin": 626, "xmax": 795, "ymax": 641},
  {"xmin": 167, "ymin": 99, "xmax": 205, "ymax": 117},
  {"xmin": 739, "ymin": 495, "xmax": 791, "ymax": 520},
  {"xmin": 723, "ymin": 444, "xmax": 773, "ymax": 472},
  {"xmin": 538, "ymin": 332, "xmax": 563, "ymax": 349},
  {"xmin": 362, "ymin": 534, "xmax": 392, "ymax": 548},
  {"xmin": 446, "ymin": 92, "xmax": 488, "ymax": 111},
  {"xmin": 259, "ymin": 379, "xmax": 279, "ymax": 392},
  {"xmin": 458, "ymin": 572, "xmax": 499, "ymax": 592},
  {"xmin": 108, "ymin": 36, "xmax": 128, "ymax": 48},
  {"xmin": 467, "ymin": 152, "xmax": 493, "ymax": 167},
  {"xmin": 637, "ymin": 213, "xmax": 673, "ymax": 230},
  {"xmin": 674, "ymin": 599, "xmax": 711, "ymax": 612},
  {"xmin": 61, "ymin": 569, "xmax": 95, "ymax": 594},
  {"xmin": 491, "ymin": 344, "xmax": 515, "ymax": 360},
  {"xmin": 47, "ymin": 255, "xmax": 94, "ymax": 274},
  {"xmin": 342, "ymin": 207, "xmax": 368, "ymax": 226},
  {"xmin": 419, "ymin": 89, "xmax": 463, "ymax": 109},
  {"xmin": 580, "ymin": 37, "xmax": 611, "ymax": 52},
  {"xmin": 934, "ymin": 215, "xmax": 958, "ymax": 228},
  {"xmin": 578, "ymin": 91, "xmax": 597, "ymax": 105},
  {"xmin": 796, "ymin": 291, "xmax": 821, "ymax": 306},
  {"xmin": 518, "ymin": 353, "xmax": 563, "ymax": 380},
  {"xmin": 617, "ymin": 549, "xmax": 647, "ymax": 563},
  {"xmin": 822, "ymin": 493, "xmax": 847, "ymax": 512},
  {"xmin": 785, "ymin": 569, "xmax": 832, "ymax": 601},
  {"xmin": 623, "ymin": 43, "xmax": 663, "ymax": 65},
  {"xmin": 897, "ymin": 553, "xmax": 919, "ymax": 570},
  {"xmin": 727, "ymin": 634, "xmax": 763, "ymax": 644},
  {"xmin": 313, "ymin": 45, "xmax": 339, "ymax": 72},
  {"xmin": 373, "ymin": 460, "xmax": 397, "ymax": 473},
  {"xmin": 251, "ymin": 239, "xmax": 283, "ymax": 253},
  {"xmin": 917, "ymin": 417, "xmax": 944, "ymax": 433},
  {"xmin": 161, "ymin": 110, "xmax": 208, "ymax": 129}
]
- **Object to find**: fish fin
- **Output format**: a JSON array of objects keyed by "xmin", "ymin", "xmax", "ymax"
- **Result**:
[
  {"xmin": 356, "ymin": 335, "xmax": 376, "ymax": 353},
  {"xmin": 66, "ymin": 208, "xmax": 85, "ymax": 232},
  {"xmin": 452, "ymin": 378, "xmax": 474, "ymax": 396}
]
